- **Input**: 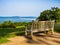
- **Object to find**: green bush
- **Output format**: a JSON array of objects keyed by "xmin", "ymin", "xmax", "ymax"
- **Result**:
[
  {"xmin": 54, "ymin": 23, "xmax": 60, "ymax": 33},
  {"xmin": 0, "ymin": 21, "xmax": 32, "ymax": 28}
]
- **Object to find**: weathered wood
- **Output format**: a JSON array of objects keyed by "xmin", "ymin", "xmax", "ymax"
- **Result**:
[
  {"xmin": 25, "ymin": 26, "xmax": 27, "ymax": 36},
  {"xmin": 51, "ymin": 20, "xmax": 55, "ymax": 34},
  {"xmin": 25, "ymin": 20, "xmax": 55, "ymax": 37}
]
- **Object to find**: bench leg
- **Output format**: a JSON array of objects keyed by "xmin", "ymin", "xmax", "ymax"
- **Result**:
[{"xmin": 51, "ymin": 28, "xmax": 54, "ymax": 34}]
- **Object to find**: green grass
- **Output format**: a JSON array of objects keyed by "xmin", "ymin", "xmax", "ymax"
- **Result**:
[
  {"xmin": 0, "ymin": 27, "xmax": 25, "ymax": 44},
  {"xmin": 0, "ymin": 37, "xmax": 9, "ymax": 44},
  {"xmin": 16, "ymin": 26, "xmax": 25, "ymax": 28}
]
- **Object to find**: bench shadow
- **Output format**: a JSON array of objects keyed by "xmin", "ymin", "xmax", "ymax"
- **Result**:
[
  {"xmin": 52, "ymin": 40, "xmax": 60, "ymax": 44},
  {"xmin": 24, "ymin": 34, "xmax": 51, "ymax": 45},
  {"xmin": 26, "ymin": 38, "xmax": 40, "ymax": 44},
  {"xmin": 24, "ymin": 32, "xmax": 60, "ymax": 45},
  {"xmin": 48, "ymin": 34, "xmax": 60, "ymax": 39},
  {"xmin": 36, "ymin": 38, "xmax": 51, "ymax": 45}
]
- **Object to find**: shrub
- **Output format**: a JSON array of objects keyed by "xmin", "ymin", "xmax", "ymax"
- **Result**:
[{"xmin": 54, "ymin": 23, "xmax": 60, "ymax": 33}]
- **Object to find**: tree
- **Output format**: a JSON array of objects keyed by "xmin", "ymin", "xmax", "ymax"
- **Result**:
[
  {"xmin": 51, "ymin": 7, "xmax": 60, "ymax": 20},
  {"xmin": 37, "ymin": 7, "xmax": 60, "ymax": 22},
  {"xmin": 37, "ymin": 10, "xmax": 51, "ymax": 21}
]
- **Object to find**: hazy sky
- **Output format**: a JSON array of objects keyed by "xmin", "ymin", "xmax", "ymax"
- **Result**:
[{"xmin": 0, "ymin": 0, "xmax": 60, "ymax": 17}]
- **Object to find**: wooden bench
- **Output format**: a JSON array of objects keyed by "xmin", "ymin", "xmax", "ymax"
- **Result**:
[{"xmin": 25, "ymin": 20, "xmax": 55, "ymax": 38}]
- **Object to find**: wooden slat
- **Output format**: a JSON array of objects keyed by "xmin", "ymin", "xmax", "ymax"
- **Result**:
[{"xmin": 25, "ymin": 20, "xmax": 55, "ymax": 37}]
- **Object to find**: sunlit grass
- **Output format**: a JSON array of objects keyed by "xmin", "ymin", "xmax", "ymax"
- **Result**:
[
  {"xmin": 16, "ymin": 26, "xmax": 25, "ymax": 28},
  {"xmin": 0, "ymin": 37, "xmax": 9, "ymax": 44},
  {"xmin": 0, "ymin": 27, "xmax": 25, "ymax": 44}
]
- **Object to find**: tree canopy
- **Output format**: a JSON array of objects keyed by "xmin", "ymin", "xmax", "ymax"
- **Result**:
[{"xmin": 37, "ymin": 7, "xmax": 60, "ymax": 23}]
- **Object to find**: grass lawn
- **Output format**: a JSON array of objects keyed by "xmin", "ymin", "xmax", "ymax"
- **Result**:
[
  {"xmin": 0, "ymin": 26, "xmax": 25, "ymax": 44},
  {"xmin": 0, "ymin": 37, "xmax": 9, "ymax": 44}
]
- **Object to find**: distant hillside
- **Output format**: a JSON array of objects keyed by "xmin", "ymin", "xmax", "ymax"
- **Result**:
[{"xmin": 0, "ymin": 16, "xmax": 37, "ymax": 18}]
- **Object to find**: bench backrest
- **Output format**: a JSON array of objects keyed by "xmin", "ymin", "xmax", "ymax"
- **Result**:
[{"xmin": 31, "ymin": 20, "xmax": 55, "ymax": 31}]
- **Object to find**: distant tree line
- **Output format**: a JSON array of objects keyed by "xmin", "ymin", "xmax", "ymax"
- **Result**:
[{"xmin": 0, "ymin": 21, "xmax": 32, "ymax": 28}]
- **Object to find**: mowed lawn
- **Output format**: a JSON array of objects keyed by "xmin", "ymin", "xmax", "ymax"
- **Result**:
[{"xmin": 0, "ymin": 24, "xmax": 60, "ymax": 44}]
